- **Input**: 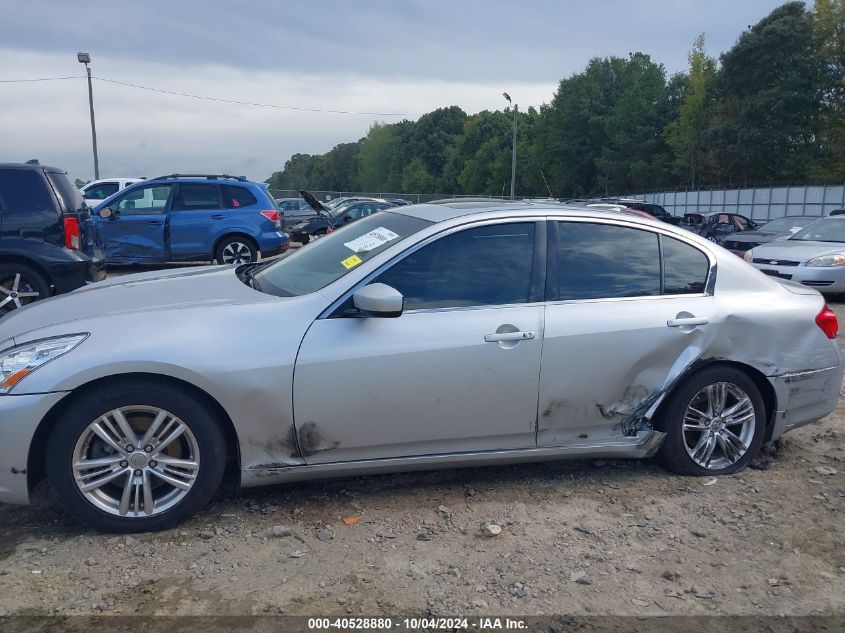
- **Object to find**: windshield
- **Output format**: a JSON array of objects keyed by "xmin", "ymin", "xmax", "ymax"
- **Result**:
[
  {"xmin": 790, "ymin": 218, "xmax": 845, "ymax": 243},
  {"xmin": 760, "ymin": 217, "xmax": 818, "ymax": 233},
  {"xmin": 325, "ymin": 198, "xmax": 349, "ymax": 209},
  {"xmin": 254, "ymin": 212, "xmax": 431, "ymax": 296}
]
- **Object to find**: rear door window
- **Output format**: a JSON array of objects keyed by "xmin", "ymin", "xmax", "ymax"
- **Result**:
[
  {"xmin": 173, "ymin": 184, "xmax": 221, "ymax": 211},
  {"xmin": 222, "ymin": 185, "xmax": 258, "ymax": 209},
  {"xmin": 662, "ymin": 237, "xmax": 709, "ymax": 295},
  {"xmin": 556, "ymin": 222, "xmax": 660, "ymax": 300}
]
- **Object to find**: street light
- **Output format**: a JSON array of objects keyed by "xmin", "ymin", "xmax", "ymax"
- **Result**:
[
  {"xmin": 503, "ymin": 92, "xmax": 517, "ymax": 200},
  {"xmin": 77, "ymin": 52, "xmax": 100, "ymax": 179}
]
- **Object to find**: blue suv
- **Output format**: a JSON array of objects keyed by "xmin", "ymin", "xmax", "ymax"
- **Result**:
[{"xmin": 92, "ymin": 174, "xmax": 288, "ymax": 264}]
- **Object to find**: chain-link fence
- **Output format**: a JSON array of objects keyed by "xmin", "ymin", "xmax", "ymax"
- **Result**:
[{"xmin": 627, "ymin": 185, "xmax": 845, "ymax": 222}]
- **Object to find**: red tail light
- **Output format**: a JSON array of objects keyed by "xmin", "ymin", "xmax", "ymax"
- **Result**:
[
  {"xmin": 259, "ymin": 209, "xmax": 281, "ymax": 228},
  {"xmin": 816, "ymin": 305, "xmax": 838, "ymax": 340},
  {"xmin": 64, "ymin": 216, "xmax": 81, "ymax": 250}
]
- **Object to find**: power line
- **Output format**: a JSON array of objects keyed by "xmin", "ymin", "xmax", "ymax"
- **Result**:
[
  {"xmin": 0, "ymin": 75, "xmax": 84, "ymax": 83},
  {"xmin": 92, "ymin": 76, "xmax": 409, "ymax": 116}
]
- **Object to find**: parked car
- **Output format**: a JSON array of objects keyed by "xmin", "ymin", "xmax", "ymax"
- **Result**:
[
  {"xmin": 387, "ymin": 198, "xmax": 413, "ymax": 206},
  {"xmin": 721, "ymin": 216, "xmax": 820, "ymax": 256},
  {"xmin": 829, "ymin": 209, "xmax": 845, "ymax": 216},
  {"xmin": 680, "ymin": 212, "xmax": 760, "ymax": 243},
  {"xmin": 92, "ymin": 174, "xmax": 288, "ymax": 265},
  {"xmin": 744, "ymin": 216, "xmax": 845, "ymax": 293},
  {"xmin": 586, "ymin": 203, "xmax": 654, "ymax": 220},
  {"xmin": 276, "ymin": 197, "xmax": 318, "ymax": 227},
  {"xmin": 79, "ymin": 178, "xmax": 143, "ymax": 207},
  {"xmin": 0, "ymin": 162, "xmax": 105, "ymax": 317},
  {"xmin": 604, "ymin": 198, "xmax": 680, "ymax": 224},
  {"xmin": 288, "ymin": 193, "xmax": 394, "ymax": 244},
  {"xmin": 0, "ymin": 201, "xmax": 841, "ymax": 531}
]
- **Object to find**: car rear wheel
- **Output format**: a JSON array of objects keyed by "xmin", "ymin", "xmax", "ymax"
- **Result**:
[
  {"xmin": 0, "ymin": 262, "xmax": 50, "ymax": 317},
  {"xmin": 656, "ymin": 366, "xmax": 766, "ymax": 476},
  {"xmin": 45, "ymin": 380, "xmax": 227, "ymax": 532},
  {"xmin": 215, "ymin": 236, "xmax": 257, "ymax": 265}
]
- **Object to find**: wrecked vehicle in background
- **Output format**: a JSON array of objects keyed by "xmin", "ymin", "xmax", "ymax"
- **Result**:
[
  {"xmin": 0, "ymin": 201, "xmax": 841, "ymax": 532},
  {"xmin": 91, "ymin": 174, "xmax": 288, "ymax": 265}
]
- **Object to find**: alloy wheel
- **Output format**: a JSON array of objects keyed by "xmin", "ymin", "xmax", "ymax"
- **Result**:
[
  {"xmin": 0, "ymin": 272, "xmax": 41, "ymax": 314},
  {"xmin": 221, "ymin": 242, "xmax": 254, "ymax": 264},
  {"xmin": 682, "ymin": 382, "xmax": 756, "ymax": 469},
  {"xmin": 71, "ymin": 406, "xmax": 200, "ymax": 517}
]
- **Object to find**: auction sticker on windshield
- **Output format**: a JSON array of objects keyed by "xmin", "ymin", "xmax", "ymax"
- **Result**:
[
  {"xmin": 343, "ymin": 227, "xmax": 400, "ymax": 253},
  {"xmin": 341, "ymin": 254, "xmax": 363, "ymax": 270}
]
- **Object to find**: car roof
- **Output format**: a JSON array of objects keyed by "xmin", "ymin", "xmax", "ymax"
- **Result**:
[
  {"xmin": 390, "ymin": 200, "xmax": 665, "ymax": 225},
  {"xmin": 0, "ymin": 162, "xmax": 64, "ymax": 173}
]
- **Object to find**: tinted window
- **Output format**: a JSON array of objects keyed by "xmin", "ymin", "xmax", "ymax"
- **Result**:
[
  {"xmin": 46, "ymin": 171, "xmax": 86, "ymax": 213},
  {"xmin": 116, "ymin": 185, "xmax": 171, "ymax": 215},
  {"xmin": 222, "ymin": 185, "xmax": 257, "ymax": 209},
  {"xmin": 557, "ymin": 222, "xmax": 660, "ymax": 300},
  {"xmin": 0, "ymin": 169, "xmax": 56, "ymax": 219},
  {"xmin": 662, "ymin": 237, "xmax": 709, "ymax": 295},
  {"xmin": 173, "ymin": 184, "xmax": 220, "ymax": 211},
  {"xmin": 376, "ymin": 222, "xmax": 535, "ymax": 310},
  {"xmin": 83, "ymin": 182, "xmax": 119, "ymax": 200}
]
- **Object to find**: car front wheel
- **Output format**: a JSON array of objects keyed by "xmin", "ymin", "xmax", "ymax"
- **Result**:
[
  {"xmin": 656, "ymin": 366, "xmax": 766, "ymax": 476},
  {"xmin": 45, "ymin": 379, "xmax": 227, "ymax": 532}
]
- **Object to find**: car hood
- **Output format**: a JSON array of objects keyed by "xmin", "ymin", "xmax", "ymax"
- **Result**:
[
  {"xmin": 0, "ymin": 265, "xmax": 277, "ymax": 343},
  {"xmin": 751, "ymin": 240, "xmax": 845, "ymax": 261}
]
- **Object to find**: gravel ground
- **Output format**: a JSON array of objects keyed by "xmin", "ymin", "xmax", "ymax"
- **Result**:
[{"xmin": 0, "ymin": 275, "xmax": 842, "ymax": 617}]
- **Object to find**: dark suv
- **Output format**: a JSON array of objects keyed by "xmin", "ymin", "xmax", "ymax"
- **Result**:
[{"xmin": 0, "ymin": 163, "xmax": 105, "ymax": 317}]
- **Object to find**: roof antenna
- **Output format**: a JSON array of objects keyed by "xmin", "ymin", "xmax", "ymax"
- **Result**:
[{"xmin": 25, "ymin": 159, "xmax": 39, "ymax": 165}]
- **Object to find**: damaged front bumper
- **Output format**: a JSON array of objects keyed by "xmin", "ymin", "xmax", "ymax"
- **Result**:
[
  {"xmin": 768, "ymin": 363, "xmax": 845, "ymax": 441},
  {"xmin": 0, "ymin": 392, "xmax": 68, "ymax": 505}
]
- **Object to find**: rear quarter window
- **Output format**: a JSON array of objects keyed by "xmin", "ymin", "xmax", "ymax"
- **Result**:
[
  {"xmin": 222, "ymin": 185, "xmax": 258, "ymax": 209},
  {"xmin": 662, "ymin": 237, "xmax": 709, "ymax": 294},
  {"xmin": 0, "ymin": 168, "xmax": 58, "ymax": 222}
]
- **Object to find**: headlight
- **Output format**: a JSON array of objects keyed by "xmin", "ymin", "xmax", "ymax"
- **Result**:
[
  {"xmin": 0, "ymin": 334, "xmax": 87, "ymax": 394},
  {"xmin": 805, "ymin": 254, "xmax": 845, "ymax": 267},
  {"xmin": 743, "ymin": 249, "xmax": 754, "ymax": 262}
]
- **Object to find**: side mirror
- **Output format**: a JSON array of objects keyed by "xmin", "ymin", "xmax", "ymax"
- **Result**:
[
  {"xmin": 99, "ymin": 207, "xmax": 115, "ymax": 219},
  {"xmin": 353, "ymin": 283, "xmax": 403, "ymax": 318},
  {"xmin": 343, "ymin": 215, "xmax": 352, "ymax": 221}
]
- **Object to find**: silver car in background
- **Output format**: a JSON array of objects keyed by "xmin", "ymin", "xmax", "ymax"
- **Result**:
[
  {"xmin": 0, "ymin": 202, "xmax": 841, "ymax": 531},
  {"xmin": 744, "ymin": 216, "xmax": 845, "ymax": 292}
]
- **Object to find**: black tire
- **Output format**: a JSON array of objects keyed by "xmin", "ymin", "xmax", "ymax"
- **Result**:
[
  {"xmin": 0, "ymin": 262, "xmax": 50, "ymax": 317},
  {"xmin": 45, "ymin": 378, "xmax": 227, "ymax": 532},
  {"xmin": 214, "ymin": 235, "xmax": 257, "ymax": 265},
  {"xmin": 655, "ymin": 366, "xmax": 766, "ymax": 476}
]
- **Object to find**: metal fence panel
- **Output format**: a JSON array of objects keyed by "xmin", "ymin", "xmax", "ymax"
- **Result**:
[{"xmin": 632, "ymin": 184, "xmax": 845, "ymax": 221}]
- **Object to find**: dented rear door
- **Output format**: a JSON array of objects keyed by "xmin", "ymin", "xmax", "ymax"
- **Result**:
[{"xmin": 537, "ymin": 220, "xmax": 718, "ymax": 446}]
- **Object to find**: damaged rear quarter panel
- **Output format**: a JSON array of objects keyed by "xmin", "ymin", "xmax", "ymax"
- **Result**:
[{"xmin": 537, "ymin": 256, "xmax": 841, "ymax": 445}]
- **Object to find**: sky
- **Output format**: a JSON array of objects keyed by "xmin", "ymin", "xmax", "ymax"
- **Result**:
[{"xmin": 0, "ymin": 0, "xmax": 790, "ymax": 184}]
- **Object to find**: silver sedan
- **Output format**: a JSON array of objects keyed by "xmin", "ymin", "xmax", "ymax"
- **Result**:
[
  {"xmin": 744, "ymin": 216, "xmax": 845, "ymax": 292},
  {"xmin": 0, "ymin": 202, "xmax": 841, "ymax": 532}
]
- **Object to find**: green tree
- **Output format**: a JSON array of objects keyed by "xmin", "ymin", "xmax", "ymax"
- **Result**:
[
  {"xmin": 664, "ymin": 35, "xmax": 717, "ymax": 189},
  {"xmin": 711, "ymin": 2, "xmax": 827, "ymax": 185},
  {"xmin": 400, "ymin": 157, "xmax": 436, "ymax": 193}
]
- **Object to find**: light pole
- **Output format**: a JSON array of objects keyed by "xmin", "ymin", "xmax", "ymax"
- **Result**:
[
  {"xmin": 77, "ymin": 52, "xmax": 100, "ymax": 180},
  {"xmin": 503, "ymin": 92, "xmax": 517, "ymax": 200}
]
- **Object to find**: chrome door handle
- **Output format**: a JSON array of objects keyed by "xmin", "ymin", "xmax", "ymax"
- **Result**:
[
  {"xmin": 484, "ymin": 331, "xmax": 535, "ymax": 342},
  {"xmin": 667, "ymin": 317, "xmax": 709, "ymax": 327}
]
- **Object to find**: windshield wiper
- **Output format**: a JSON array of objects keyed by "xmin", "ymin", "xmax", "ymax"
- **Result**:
[{"xmin": 237, "ymin": 263, "xmax": 265, "ymax": 292}]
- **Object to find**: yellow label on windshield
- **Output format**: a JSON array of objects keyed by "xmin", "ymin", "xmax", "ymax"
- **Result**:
[{"xmin": 341, "ymin": 254, "xmax": 363, "ymax": 270}]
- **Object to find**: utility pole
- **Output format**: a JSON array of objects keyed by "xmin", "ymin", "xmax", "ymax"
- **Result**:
[
  {"xmin": 503, "ymin": 93, "xmax": 517, "ymax": 200},
  {"xmin": 77, "ymin": 52, "xmax": 100, "ymax": 180}
]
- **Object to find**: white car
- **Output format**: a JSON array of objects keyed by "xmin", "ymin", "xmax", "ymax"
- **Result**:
[{"xmin": 79, "ymin": 178, "xmax": 143, "ymax": 207}]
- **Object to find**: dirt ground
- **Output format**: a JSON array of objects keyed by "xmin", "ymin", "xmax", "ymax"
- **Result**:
[{"xmin": 0, "ymin": 289, "xmax": 842, "ymax": 618}]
